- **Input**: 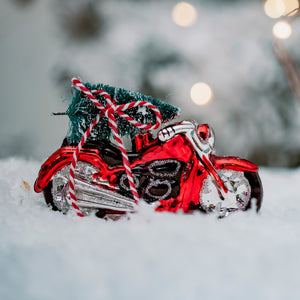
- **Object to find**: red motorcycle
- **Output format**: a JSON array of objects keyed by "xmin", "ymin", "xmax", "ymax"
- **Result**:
[{"xmin": 34, "ymin": 120, "xmax": 262, "ymax": 218}]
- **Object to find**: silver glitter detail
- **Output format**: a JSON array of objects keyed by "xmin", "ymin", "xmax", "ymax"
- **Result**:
[
  {"xmin": 148, "ymin": 159, "xmax": 181, "ymax": 177},
  {"xmin": 145, "ymin": 179, "xmax": 172, "ymax": 200},
  {"xmin": 119, "ymin": 173, "xmax": 140, "ymax": 191}
]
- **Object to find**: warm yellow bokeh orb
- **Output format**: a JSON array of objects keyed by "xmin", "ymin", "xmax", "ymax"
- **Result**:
[
  {"xmin": 172, "ymin": 2, "xmax": 197, "ymax": 27},
  {"xmin": 190, "ymin": 82, "xmax": 213, "ymax": 106},
  {"xmin": 264, "ymin": 0, "xmax": 286, "ymax": 18},
  {"xmin": 272, "ymin": 20, "xmax": 292, "ymax": 39},
  {"xmin": 283, "ymin": 0, "xmax": 299, "ymax": 16},
  {"xmin": 264, "ymin": 0, "xmax": 299, "ymax": 18}
]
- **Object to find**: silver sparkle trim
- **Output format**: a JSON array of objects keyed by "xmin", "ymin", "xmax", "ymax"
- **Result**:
[
  {"xmin": 119, "ymin": 173, "xmax": 140, "ymax": 191},
  {"xmin": 145, "ymin": 179, "xmax": 172, "ymax": 200},
  {"xmin": 148, "ymin": 159, "xmax": 181, "ymax": 177}
]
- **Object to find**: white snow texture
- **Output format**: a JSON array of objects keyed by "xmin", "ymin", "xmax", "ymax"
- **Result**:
[{"xmin": 0, "ymin": 158, "xmax": 299, "ymax": 300}]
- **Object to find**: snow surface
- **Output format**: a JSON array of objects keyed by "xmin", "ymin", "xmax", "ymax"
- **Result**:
[{"xmin": 0, "ymin": 158, "xmax": 299, "ymax": 300}]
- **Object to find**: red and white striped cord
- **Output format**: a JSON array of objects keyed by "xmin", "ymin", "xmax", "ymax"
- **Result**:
[{"xmin": 69, "ymin": 78, "xmax": 162, "ymax": 217}]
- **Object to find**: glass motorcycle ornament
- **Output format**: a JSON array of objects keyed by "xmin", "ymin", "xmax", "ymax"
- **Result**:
[{"xmin": 34, "ymin": 78, "xmax": 263, "ymax": 218}]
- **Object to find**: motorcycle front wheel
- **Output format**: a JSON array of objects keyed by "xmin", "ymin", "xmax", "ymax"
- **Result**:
[{"xmin": 199, "ymin": 170, "xmax": 263, "ymax": 215}]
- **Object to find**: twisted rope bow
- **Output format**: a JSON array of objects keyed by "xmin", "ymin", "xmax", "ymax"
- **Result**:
[{"xmin": 69, "ymin": 78, "xmax": 162, "ymax": 217}]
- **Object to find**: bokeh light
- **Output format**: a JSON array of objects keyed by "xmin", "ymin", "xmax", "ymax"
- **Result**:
[
  {"xmin": 264, "ymin": 0, "xmax": 286, "ymax": 18},
  {"xmin": 272, "ymin": 20, "xmax": 292, "ymax": 39},
  {"xmin": 283, "ymin": 0, "xmax": 299, "ymax": 16},
  {"xmin": 264, "ymin": 0, "xmax": 299, "ymax": 18},
  {"xmin": 190, "ymin": 82, "xmax": 213, "ymax": 106},
  {"xmin": 172, "ymin": 2, "xmax": 197, "ymax": 27}
]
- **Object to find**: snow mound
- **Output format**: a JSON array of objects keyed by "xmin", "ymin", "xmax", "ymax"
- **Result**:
[{"xmin": 0, "ymin": 158, "xmax": 299, "ymax": 300}]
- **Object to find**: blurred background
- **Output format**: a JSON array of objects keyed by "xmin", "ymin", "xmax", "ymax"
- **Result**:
[{"xmin": 1, "ymin": 0, "xmax": 300, "ymax": 167}]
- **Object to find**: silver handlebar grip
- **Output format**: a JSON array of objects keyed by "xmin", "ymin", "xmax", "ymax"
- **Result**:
[
  {"xmin": 158, "ymin": 127, "xmax": 176, "ymax": 142},
  {"xmin": 158, "ymin": 121, "xmax": 196, "ymax": 142}
]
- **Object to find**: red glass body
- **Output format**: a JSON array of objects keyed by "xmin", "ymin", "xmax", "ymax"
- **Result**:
[{"xmin": 34, "ymin": 132, "xmax": 258, "ymax": 213}]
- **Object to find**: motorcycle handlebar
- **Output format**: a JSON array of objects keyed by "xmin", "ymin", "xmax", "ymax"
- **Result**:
[{"xmin": 158, "ymin": 121, "xmax": 213, "ymax": 154}]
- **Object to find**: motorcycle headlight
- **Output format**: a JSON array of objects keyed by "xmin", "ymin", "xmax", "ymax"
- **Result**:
[{"xmin": 197, "ymin": 124, "xmax": 215, "ymax": 150}]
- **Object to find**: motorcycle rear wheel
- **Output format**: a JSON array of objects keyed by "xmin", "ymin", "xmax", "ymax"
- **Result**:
[
  {"xmin": 43, "ymin": 162, "xmax": 99, "ymax": 214},
  {"xmin": 43, "ymin": 162, "xmax": 130, "ymax": 219}
]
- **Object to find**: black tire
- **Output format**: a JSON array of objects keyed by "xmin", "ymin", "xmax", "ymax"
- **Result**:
[
  {"xmin": 43, "ymin": 181, "xmax": 59, "ymax": 211},
  {"xmin": 244, "ymin": 171, "xmax": 263, "ymax": 212}
]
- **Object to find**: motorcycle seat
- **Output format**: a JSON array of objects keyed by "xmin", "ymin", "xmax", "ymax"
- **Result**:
[{"xmin": 61, "ymin": 137, "xmax": 140, "ymax": 167}]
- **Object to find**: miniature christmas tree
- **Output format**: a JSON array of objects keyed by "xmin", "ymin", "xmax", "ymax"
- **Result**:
[{"xmin": 66, "ymin": 81, "xmax": 180, "ymax": 143}]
